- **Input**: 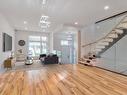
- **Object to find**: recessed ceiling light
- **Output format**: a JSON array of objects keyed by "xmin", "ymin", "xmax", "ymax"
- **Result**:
[
  {"xmin": 75, "ymin": 22, "xmax": 78, "ymax": 25},
  {"xmin": 24, "ymin": 21, "xmax": 27, "ymax": 24},
  {"xmin": 42, "ymin": 0, "xmax": 47, "ymax": 5},
  {"xmin": 104, "ymin": 6, "xmax": 109, "ymax": 10}
]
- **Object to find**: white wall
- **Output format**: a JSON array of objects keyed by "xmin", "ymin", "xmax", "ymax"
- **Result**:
[
  {"xmin": 0, "ymin": 13, "xmax": 15, "ymax": 66},
  {"xmin": 116, "ymin": 36, "xmax": 127, "ymax": 73},
  {"xmin": 81, "ymin": 24, "xmax": 96, "ymax": 57},
  {"xmin": 15, "ymin": 31, "xmax": 50, "ymax": 58}
]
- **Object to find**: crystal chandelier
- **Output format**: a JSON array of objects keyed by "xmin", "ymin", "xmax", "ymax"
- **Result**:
[
  {"xmin": 42, "ymin": 0, "xmax": 47, "ymax": 5},
  {"xmin": 39, "ymin": 15, "xmax": 51, "ymax": 29}
]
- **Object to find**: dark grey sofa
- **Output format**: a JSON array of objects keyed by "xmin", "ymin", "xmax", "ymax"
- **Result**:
[{"xmin": 40, "ymin": 54, "xmax": 59, "ymax": 64}]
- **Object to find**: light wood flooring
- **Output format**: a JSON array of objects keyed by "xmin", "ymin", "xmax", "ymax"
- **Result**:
[{"xmin": 0, "ymin": 64, "xmax": 127, "ymax": 95}]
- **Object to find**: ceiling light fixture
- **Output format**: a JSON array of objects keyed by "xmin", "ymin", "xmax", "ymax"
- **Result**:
[
  {"xmin": 75, "ymin": 22, "xmax": 78, "ymax": 25},
  {"xmin": 42, "ymin": 0, "xmax": 47, "ymax": 5},
  {"xmin": 39, "ymin": 15, "xmax": 51, "ymax": 30},
  {"xmin": 104, "ymin": 6, "xmax": 109, "ymax": 10},
  {"xmin": 24, "ymin": 21, "xmax": 27, "ymax": 24}
]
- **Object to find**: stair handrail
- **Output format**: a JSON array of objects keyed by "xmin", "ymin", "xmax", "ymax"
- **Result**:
[{"xmin": 82, "ymin": 15, "xmax": 127, "ymax": 48}]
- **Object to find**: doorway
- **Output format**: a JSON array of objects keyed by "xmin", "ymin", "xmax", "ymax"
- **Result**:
[
  {"xmin": 53, "ymin": 30, "xmax": 77, "ymax": 64},
  {"xmin": 61, "ymin": 39, "xmax": 76, "ymax": 64}
]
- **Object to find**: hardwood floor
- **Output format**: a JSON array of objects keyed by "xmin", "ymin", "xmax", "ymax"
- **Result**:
[{"xmin": 0, "ymin": 64, "xmax": 127, "ymax": 95}]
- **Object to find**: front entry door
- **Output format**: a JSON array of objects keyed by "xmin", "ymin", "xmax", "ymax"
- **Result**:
[{"xmin": 61, "ymin": 46, "xmax": 71, "ymax": 64}]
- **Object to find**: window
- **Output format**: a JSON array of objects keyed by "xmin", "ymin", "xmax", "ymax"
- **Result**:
[
  {"xmin": 42, "ymin": 36, "xmax": 47, "ymax": 41},
  {"xmin": 28, "ymin": 36, "xmax": 48, "ymax": 56},
  {"xmin": 41, "ymin": 42, "xmax": 47, "ymax": 54},
  {"xmin": 61, "ymin": 40, "xmax": 69, "ymax": 46},
  {"xmin": 29, "ymin": 42, "xmax": 41, "ymax": 56}
]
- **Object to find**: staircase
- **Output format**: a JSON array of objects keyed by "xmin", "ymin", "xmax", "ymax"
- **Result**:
[
  {"xmin": 80, "ymin": 15, "xmax": 127, "ymax": 66},
  {"xmin": 94, "ymin": 16, "xmax": 127, "ymax": 57}
]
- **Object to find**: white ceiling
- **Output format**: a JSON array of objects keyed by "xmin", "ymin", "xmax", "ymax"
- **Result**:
[{"xmin": 0, "ymin": 0, "xmax": 127, "ymax": 32}]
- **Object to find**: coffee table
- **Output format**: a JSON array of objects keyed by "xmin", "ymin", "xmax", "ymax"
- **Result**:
[{"xmin": 25, "ymin": 59, "xmax": 33, "ymax": 65}]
